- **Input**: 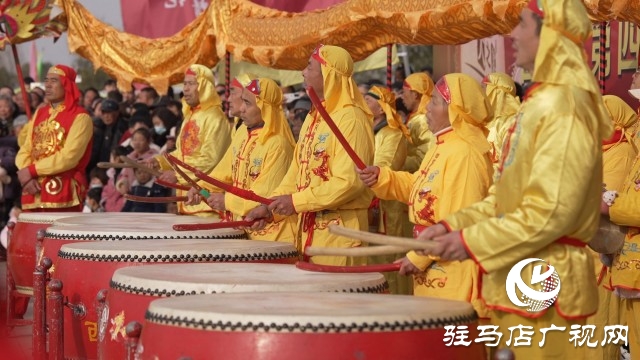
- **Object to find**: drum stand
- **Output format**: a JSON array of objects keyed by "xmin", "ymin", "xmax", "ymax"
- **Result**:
[
  {"xmin": 33, "ymin": 256, "xmax": 65, "ymax": 360},
  {"xmin": 5, "ymin": 223, "xmax": 33, "ymax": 328}
]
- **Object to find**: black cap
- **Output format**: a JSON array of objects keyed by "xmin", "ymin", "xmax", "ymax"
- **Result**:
[{"xmin": 101, "ymin": 99, "xmax": 120, "ymax": 113}]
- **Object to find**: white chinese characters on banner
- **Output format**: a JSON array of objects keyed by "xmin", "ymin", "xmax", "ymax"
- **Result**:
[{"xmin": 164, "ymin": 0, "xmax": 209, "ymax": 16}]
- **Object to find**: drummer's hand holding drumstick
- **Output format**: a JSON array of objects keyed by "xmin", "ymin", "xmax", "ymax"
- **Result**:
[
  {"xmin": 356, "ymin": 165, "xmax": 380, "ymax": 187},
  {"xmin": 268, "ymin": 195, "xmax": 296, "ymax": 216},
  {"xmin": 244, "ymin": 204, "xmax": 274, "ymax": 231},
  {"xmin": 158, "ymin": 170, "xmax": 178, "ymax": 184},
  {"xmin": 414, "ymin": 224, "xmax": 470, "ymax": 261},
  {"xmin": 394, "ymin": 257, "xmax": 422, "ymax": 275},
  {"xmin": 185, "ymin": 187, "xmax": 203, "ymax": 206},
  {"xmin": 206, "ymin": 193, "xmax": 226, "ymax": 211},
  {"xmin": 141, "ymin": 157, "xmax": 161, "ymax": 171}
]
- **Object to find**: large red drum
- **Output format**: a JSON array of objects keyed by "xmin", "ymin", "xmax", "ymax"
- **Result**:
[
  {"xmin": 8, "ymin": 212, "xmax": 79, "ymax": 295},
  {"xmin": 138, "ymin": 293, "xmax": 486, "ymax": 360},
  {"xmin": 56, "ymin": 239, "xmax": 298, "ymax": 359},
  {"xmin": 40, "ymin": 215, "xmax": 247, "ymax": 271},
  {"xmin": 101, "ymin": 263, "xmax": 387, "ymax": 359}
]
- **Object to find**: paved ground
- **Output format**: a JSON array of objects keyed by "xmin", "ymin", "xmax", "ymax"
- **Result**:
[{"xmin": 0, "ymin": 261, "xmax": 34, "ymax": 360}]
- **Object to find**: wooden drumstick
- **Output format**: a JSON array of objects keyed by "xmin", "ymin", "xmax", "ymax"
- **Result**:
[
  {"xmin": 97, "ymin": 162, "xmax": 133, "ymax": 170},
  {"xmin": 328, "ymin": 224, "xmax": 439, "ymax": 252},
  {"xmin": 119, "ymin": 155, "xmax": 163, "ymax": 177},
  {"xmin": 305, "ymin": 245, "xmax": 408, "ymax": 257}
]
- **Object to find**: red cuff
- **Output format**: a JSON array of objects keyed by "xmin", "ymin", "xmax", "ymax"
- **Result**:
[
  {"xmin": 28, "ymin": 164, "xmax": 38, "ymax": 178},
  {"xmin": 460, "ymin": 229, "xmax": 487, "ymax": 274},
  {"xmin": 439, "ymin": 220, "xmax": 453, "ymax": 232}
]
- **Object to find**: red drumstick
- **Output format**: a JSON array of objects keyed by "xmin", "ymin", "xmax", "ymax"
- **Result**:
[
  {"xmin": 155, "ymin": 179, "xmax": 190, "ymax": 191},
  {"xmin": 165, "ymin": 153, "xmax": 273, "ymax": 205},
  {"xmin": 295, "ymin": 261, "xmax": 400, "ymax": 273},
  {"xmin": 306, "ymin": 86, "xmax": 367, "ymax": 170},
  {"xmin": 173, "ymin": 219, "xmax": 257, "ymax": 231},
  {"xmin": 124, "ymin": 195, "xmax": 188, "ymax": 203}
]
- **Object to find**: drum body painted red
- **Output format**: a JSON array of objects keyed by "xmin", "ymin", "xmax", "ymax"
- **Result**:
[
  {"xmin": 8, "ymin": 213, "xmax": 75, "ymax": 294},
  {"xmin": 137, "ymin": 293, "xmax": 486, "ymax": 360},
  {"xmin": 100, "ymin": 263, "xmax": 387, "ymax": 359},
  {"xmin": 55, "ymin": 238, "xmax": 295, "ymax": 360}
]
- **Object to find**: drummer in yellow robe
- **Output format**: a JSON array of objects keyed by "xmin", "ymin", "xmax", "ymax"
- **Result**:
[
  {"xmin": 605, "ymin": 153, "xmax": 640, "ymax": 360},
  {"xmin": 245, "ymin": 44, "xmax": 375, "ymax": 266},
  {"xmin": 151, "ymin": 64, "xmax": 231, "ymax": 217},
  {"xmin": 363, "ymin": 85, "xmax": 411, "ymax": 294},
  {"xmin": 412, "ymin": 1, "xmax": 613, "ymax": 358},
  {"xmin": 401, "ymin": 73, "xmax": 435, "ymax": 173},
  {"xmin": 358, "ymin": 74, "xmax": 493, "ymax": 315},
  {"xmin": 589, "ymin": 95, "xmax": 637, "ymax": 360},
  {"xmin": 186, "ymin": 77, "xmax": 297, "ymax": 242},
  {"xmin": 482, "ymin": 72, "xmax": 520, "ymax": 166}
]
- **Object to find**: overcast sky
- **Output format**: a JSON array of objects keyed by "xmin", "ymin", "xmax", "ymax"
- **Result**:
[{"xmin": 3, "ymin": 0, "xmax": 122, "ymax": 69}]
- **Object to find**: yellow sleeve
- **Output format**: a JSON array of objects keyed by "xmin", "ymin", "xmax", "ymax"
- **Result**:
[
  {"xmin": 404, "ymin": 115, "xmax": 433, "ymax": 173},
  {"xmin": 225, "ymin": 139, "xmax": 293, "ymax": 216},
  {"xmin": 610, "ymin": 190, "xmax": 640, "ymax": 227},
  {"xmin": 443, "ymin": 189, "xmax": 497, "ymax": 230},
  {"xmin": 191, "ymin": 112, "xmax": 231, "ymax": 173},
  {"xmin": 436, "ymin": 148, "xmax": 492, "ymax": 220},
  {"xmin": 462, "ymin": 113, "xmax": 600, "ymax": 273},
  {"xmin": 374, "ymin": 129, "xmax": 403, "ymax": 168},
  {"xmin": 15, "ymin": 118, "xmax": 35, "ymax": 168},
  {"xmin": 156, "ymin": 153, "xmax": 171, "ymax": 171},
  {"xmin": 30, "ymin": 113, "xmax": 93, "ymax": 176},
  {"xmin": 201, "ymin": 143, "xmax": 234, "ymax": 193},
  {"xmin": 406, "ymin": 251, "xmax": 436, "ymax": 271},
  {"xmin": 291, "ymin": 111, "xmax": 374, "ymax": 212},
  {"xmin": 409, "ymin": 148, "xmax": 491, "ymax": 272},
  {"xmin": 370, "ymin": 166, "xmax": 415, "ymax": 203},
  {"xmin": 602, "ymin": 143, "xmax": 636, "ymax": 192}
]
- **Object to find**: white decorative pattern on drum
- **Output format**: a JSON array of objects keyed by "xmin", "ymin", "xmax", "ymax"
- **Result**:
[
  {"xmin": 52, "ymin": 213, "xmax": 176, "ymax": 227},
  {"xmin": 110, "ymin": 263, "xmax": 387, "ymax": 295},
  {"xmin": 146, "ymin": 293, "xmax": 478, "ymax": 332},
  {"xmin": 58, "ymin": 240, "xmax": 298, "ymax": 263},
  {"xmin": 17, "ymin": 212, "xmax": 81, "ymax": 225},
  {"xmin": 45, "ymin": 216, "xmax": 247, "ymax": 240}
]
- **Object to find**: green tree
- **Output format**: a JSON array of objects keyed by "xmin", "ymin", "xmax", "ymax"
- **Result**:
[
  {"xmin": 0, "ymin": 66, "xmax": 17, "ymax": 89},
  {"xmin": 74, "ymin": 57, "xmax": 111, "ymax": 91}
]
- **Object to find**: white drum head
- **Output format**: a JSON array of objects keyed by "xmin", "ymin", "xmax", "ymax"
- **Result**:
[
  {"xmin": 146, "ymin": 292, "xmax": 477, "ymax": 332},
  {"xmin": 46, "ymin": 216, "xmax": 246, "ymax": 240},
  {"xmin": 53, "ymin": 213, "xmax": 175, "ymax": 227},
  {"xmin": 58, "ymin": 240, "xmax": 297, "ymax": 263},
  {"xmin": 18, "ymin": 212, "xmax": 83, "ymax": 225},
  {"xmin": 111, "ymin": 263, "xmax": 385, "ymax": 295}
]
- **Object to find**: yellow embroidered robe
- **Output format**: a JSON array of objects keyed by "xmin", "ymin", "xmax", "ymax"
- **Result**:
[
  {"xmin": 372, "ymin": 128, "xmax": 492, "ymax": 315},
  {"xmin": 205, "ymin": 125, "xmax": 296, "ymax": 242},
  {"xmin": 443, "ymin": 84, "xmax": 604, "ymax": 318},
  {"xmin": 157, "ymin": 105, "xmax": 231, "ymax": 216},
  {"xmin": 272, "ymin": 106, "xmax": 374, "ymax": 266}
]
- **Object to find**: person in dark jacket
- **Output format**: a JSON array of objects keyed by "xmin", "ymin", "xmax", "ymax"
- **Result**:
[
  {"xmin": 121, "ymin": 167, "xmax": 170, "ymax": 213},
  {"xmin": 88, "ymin": 99, "xmax": 128, "ymax": 176},
  {"xmin": 0, "ymin": 135, "xmax": 19, "ymax": 225}
]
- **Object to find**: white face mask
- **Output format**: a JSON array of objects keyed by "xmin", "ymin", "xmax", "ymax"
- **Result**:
[{"xmin": 628, "ymin": 89, "xmax": 640, "ymax": 100}]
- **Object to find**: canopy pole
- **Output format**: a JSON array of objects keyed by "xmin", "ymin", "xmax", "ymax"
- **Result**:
[
  {"xmin": 11, "ymin": 44, "xmax": 33, "ymax": 119},
  {"xmin": 599, "ymin": 22, "xmax": 606, "ymax": 95},
  {"xmin": 386, "ymin": 44, "xmax": 393, "ymax": 89},
  {"xmin": 225, "ymin": 51, "xmax": 231, "ymax": 113}
]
